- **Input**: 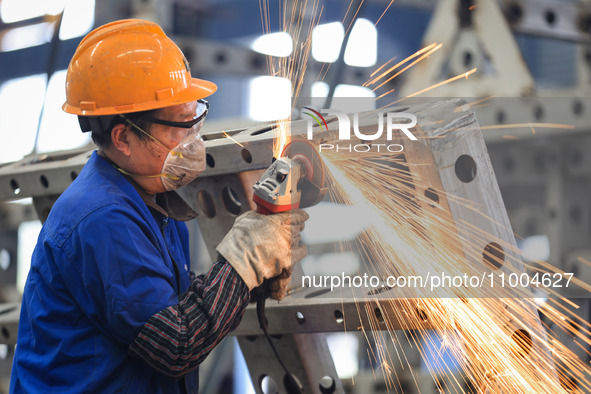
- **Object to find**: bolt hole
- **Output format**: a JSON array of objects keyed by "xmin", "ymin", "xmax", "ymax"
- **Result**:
[
  {"xmin": 206, "ymin": 153, "xmax": 215, "ymax": 168},
  {"xmin": 567, "ymin": 318, "xmax": 580, "ymax": 334},
  {"xmin": 573, "ymin": 100, "xmax": 584, "ymax": 117},
  {"xmin": 40, "ymin": 175, "xmax": 49, "ymax": 188},
  {"xmin": 1, "ymin": 327, "xmax": 9, "ymax": 339},
  {"xmin": 374, "ymin": 307, "xmax": 384, "ymax": 323},
  {"xmin": 579, "ymin": 13, "xmax": 591, "ymax": 33},
  {"xmin": 563, "ymin": 376, "xmax": 579, "ymax": 391},
  {"xmin": 417, "ymin": 308, "xmax": 428, "ymax": 323},
  {"xmin": 505, "ymin": 2, "xmax": 523, "ymax": 24},
  {"xmin": 0, "ymin": 249, "xmax": 10, "ymax": 271},
  {"xmin": 483, "ymin": 242, "xmax": 505, "ymax": 270},
  {"xmin": 334, "ymin": 310, "xmax": 344, "ymax": 325},
  {"xmin": 70, "ymin": 171, "xmax": 78, "ymax": 181},
  {"xmin": 10, "ymin": 179, "xmax": 20, "ymax": 195},
  {"xmin": 570, "ymin": 205, "xmax": 581, "ymax": 224},
  {"xmin": 295, "ymin": 311, "xmax": 305, "ymax": 324},
  {"xmin": 305, "ymin": 288, "xmax": 332, "ymax": 298},
  {"xmin": 319, "ymin": 376, "xmax": 336, "ymax": 394},
  {"xmin": 435, "ymin": 380, "xmax": 445, "ymax": 392},
  {"xmin": 241, "ymin": 148, "xmax": 253, "ymax": 163},
  {"xmin": 496, "ymin": 109, "xmax": 506, "ymax": 124},
  {"xmin": 463, "ymin": 51, "xmax": 473, "ymax": 68},
  {"xmin": 284, "ymin": 374, "xmax": 303, "ymax": 393},
  {"xmin": 544, "ymin": 9, "xmax": 556, "ymax": 26},
  {"xmin": 391, "ymin": 106, "xmax": 410, "ymax": 113},
  {"xmin": 512, "ymin": 329, "xmax": 533, "ymax": 357},
  {"xmin": 251, "ymin": 55, "xmax": 264, "ymax": 70},
  {"xmin": 251, "ymin": 125, "xmax": 275, "ymax": 136},
  {"xmin": 196, "ymin": 190, "xmax": 216, "ymax": 218},
  {"xmin": 245, "ymin": 335, "xmax": 258, "ymax": 342},
  {"xmin": 260, "ymin": 375, "xmax": 279, "ymax": 394},
  {"xmin": 222, "ymin": 187, "xmax": 242, "ymax": 215},
  {"xmin": 533, "ymin": 105, "xmax": 544, "ymax": 121},
  {"xmin": 455, "ymin": 154, "xmax": 477, "ymax": 183},
  {"xmin": 215, "ymin": 51, "xmax": 227, "ymax": 64},
  {"xmin": 367, "ymin": 283, "xmax": 395, "ymax": 296},
  {"xmin": 424, "ymin": 188, "xmax": 439, "ymax": 205}
]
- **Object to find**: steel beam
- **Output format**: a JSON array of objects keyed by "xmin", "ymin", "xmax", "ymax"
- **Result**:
[
  {"xmin": 400, "ymin": 0, "xmax": 535, "ymax": 97},
  {"xmin": 0, "ymin": 99, "xmax": 562, "ymax": 392},
  {"xmin": 501, "ymin": 0, "xmax": 591, "ymax": 43}
]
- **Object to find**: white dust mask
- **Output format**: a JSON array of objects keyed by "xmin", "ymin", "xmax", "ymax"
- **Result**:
[{"xmin": 118, "ymin": 100, "xmax": 209, "ymax": 191}]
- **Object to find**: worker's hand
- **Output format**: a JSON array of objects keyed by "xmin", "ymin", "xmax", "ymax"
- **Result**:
[
  {"xmin": 267, "ymin": 267, "xmax": 292, "ymax": 301},
  {"xmin": 217, "ymin": 209, "xmax": 308, "ymax": 294}
]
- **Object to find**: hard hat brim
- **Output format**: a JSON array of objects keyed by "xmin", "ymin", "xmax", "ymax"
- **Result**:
[{"xmin": 63, "ymin": 77, "xmax": 218, "ymax": 116}]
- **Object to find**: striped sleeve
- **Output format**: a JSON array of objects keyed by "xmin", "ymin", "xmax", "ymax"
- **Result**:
[{"xmin": 128, "ymin": 259, "xmax": 250, "ymax": 378}]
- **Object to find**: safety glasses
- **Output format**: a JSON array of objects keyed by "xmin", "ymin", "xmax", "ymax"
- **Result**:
[
  {"xmin": 121, "ymin": 99, "xmax": 209, "ymax": 159},
  {"xmin": 145, "ymin": 99, "xmax": 209, "ymax": 129}
]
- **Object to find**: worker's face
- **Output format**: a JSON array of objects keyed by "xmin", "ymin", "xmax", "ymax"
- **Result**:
[
  {"xmin": 130, "ymin": 101, "xmax": 206, "ymax": 194},
  {"xmin": 146, "ymin": 100, "xmax": 200, "ymax": 157}
]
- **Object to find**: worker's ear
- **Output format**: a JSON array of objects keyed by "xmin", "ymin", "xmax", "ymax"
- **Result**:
[{"xmin": 111, "ymin": 124, "xmax": 132, "ymax": 156}]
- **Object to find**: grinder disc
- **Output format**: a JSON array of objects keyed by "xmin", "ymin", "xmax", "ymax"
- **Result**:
[{"xmin": 281, "ymin": 140, "xmax": 327, "ymax": 208}]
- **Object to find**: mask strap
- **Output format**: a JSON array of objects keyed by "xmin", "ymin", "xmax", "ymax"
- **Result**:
[
  {"xmin": 120, "ymin": 115, "xmax": 185, "ymax": 159},
  {"xmin": 113, "ymin": 164, "xmax": 181, "ymax": 181}
]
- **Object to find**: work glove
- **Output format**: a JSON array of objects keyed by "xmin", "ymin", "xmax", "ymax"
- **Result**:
[{"xmin": 217, "ymin": 209, "xmax": 308, "ymax": 300}]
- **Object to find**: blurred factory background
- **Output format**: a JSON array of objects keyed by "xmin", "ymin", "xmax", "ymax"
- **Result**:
[{"xmin": 0, "ymin": 0, "xmax": 590, "ymax": 393}]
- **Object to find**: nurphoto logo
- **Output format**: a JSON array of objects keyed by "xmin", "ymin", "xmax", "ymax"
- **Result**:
[{"xmin": 303, "ymin": 107, "xmax": 418, "ymax": 153}]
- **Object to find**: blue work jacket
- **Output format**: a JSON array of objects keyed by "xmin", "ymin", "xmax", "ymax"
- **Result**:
[{"xmin": 10, "ymin": 151, "xmax": 199, "ymax": 393}]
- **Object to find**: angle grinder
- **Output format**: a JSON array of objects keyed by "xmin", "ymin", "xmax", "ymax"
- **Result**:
[
  {"xmin": 253, "ymin": 140, "xmax": 327, "ymax": 214},
  {"xmin": 250, "ymin": 140, "xmax": 327, "ymax": 394}
]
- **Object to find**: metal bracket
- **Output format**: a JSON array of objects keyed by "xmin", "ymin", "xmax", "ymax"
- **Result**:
[{"xmin": 0, "ymin": 99, "xmax": 562, "ymax": 393}]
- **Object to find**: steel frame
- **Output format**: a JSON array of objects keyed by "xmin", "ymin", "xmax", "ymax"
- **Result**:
[{"xmin": 0, "ymin": 99, "xmax": 561, "ymax": 393}]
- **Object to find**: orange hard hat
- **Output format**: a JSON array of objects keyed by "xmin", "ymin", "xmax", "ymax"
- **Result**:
[{"xmin": 62, "ymin": 19, "xmax": 217, "ymax": 116}]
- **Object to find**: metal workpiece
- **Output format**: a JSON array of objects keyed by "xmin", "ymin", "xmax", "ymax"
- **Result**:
[
  {"xmin": 0, "ymin": 1, "xmax": 587, "ymax": 392},
  {"xmin": 175, "ymin": 37, "xmax": 270, "ymax": 78},
  {"xmin": 0, "ymin": 99, "xmax": 563, "ymax": 392},
  {"xmin": 482, "ymin": 110, "xmax": 591, "ymax": 389},
  {"xmin": 545, "ymin": 145, "xmax": 589, "ymax": 270},
  {"xmin": 1, "ymin": 97, "xmax": 585, "ymax": 206},
  {"xmin": 543, "ymin": 297, "xmax": 591, "ymax": 390},
  {"xmin": 232, "ymin": 289, "xmax": 435, "ymax": 336},
  {"xmin": 486, "ymin": 126, "xmax": 591, "ymax": 298},
  {"xmin": 472, "ymin": 97, "xmax": 591, "ymax": 143},
  {"xmin": 0, "ymin": 202, "xmax": 37, "ymax": 231},
  {"xmin": 192, "ymin": 99, "xmax": 560, "ymax": 392},
  {"xmin": 0, "ymin": 122, "xmax": 279, "ymax": 204},
  {"xmin": 400, "ymin": 0, "xmax": 535, "ymax": 97},
  {"xmin": 0, "ymin": 148, "xmax": 91, "ymax": 202},
  {"xmin": 238, "ymin": 333, "xmax": 344, "ymax": 394},
  {"xmin": 500, "ymin": 0, "xmax": 591, "ymax": 43},
  {"xmin": 179, "ymin": 99, "xmax": 460, "ymax": 258},
  {"xmin": 408, "ymin": 100, "xmax": 560, "ymax": 388}
]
